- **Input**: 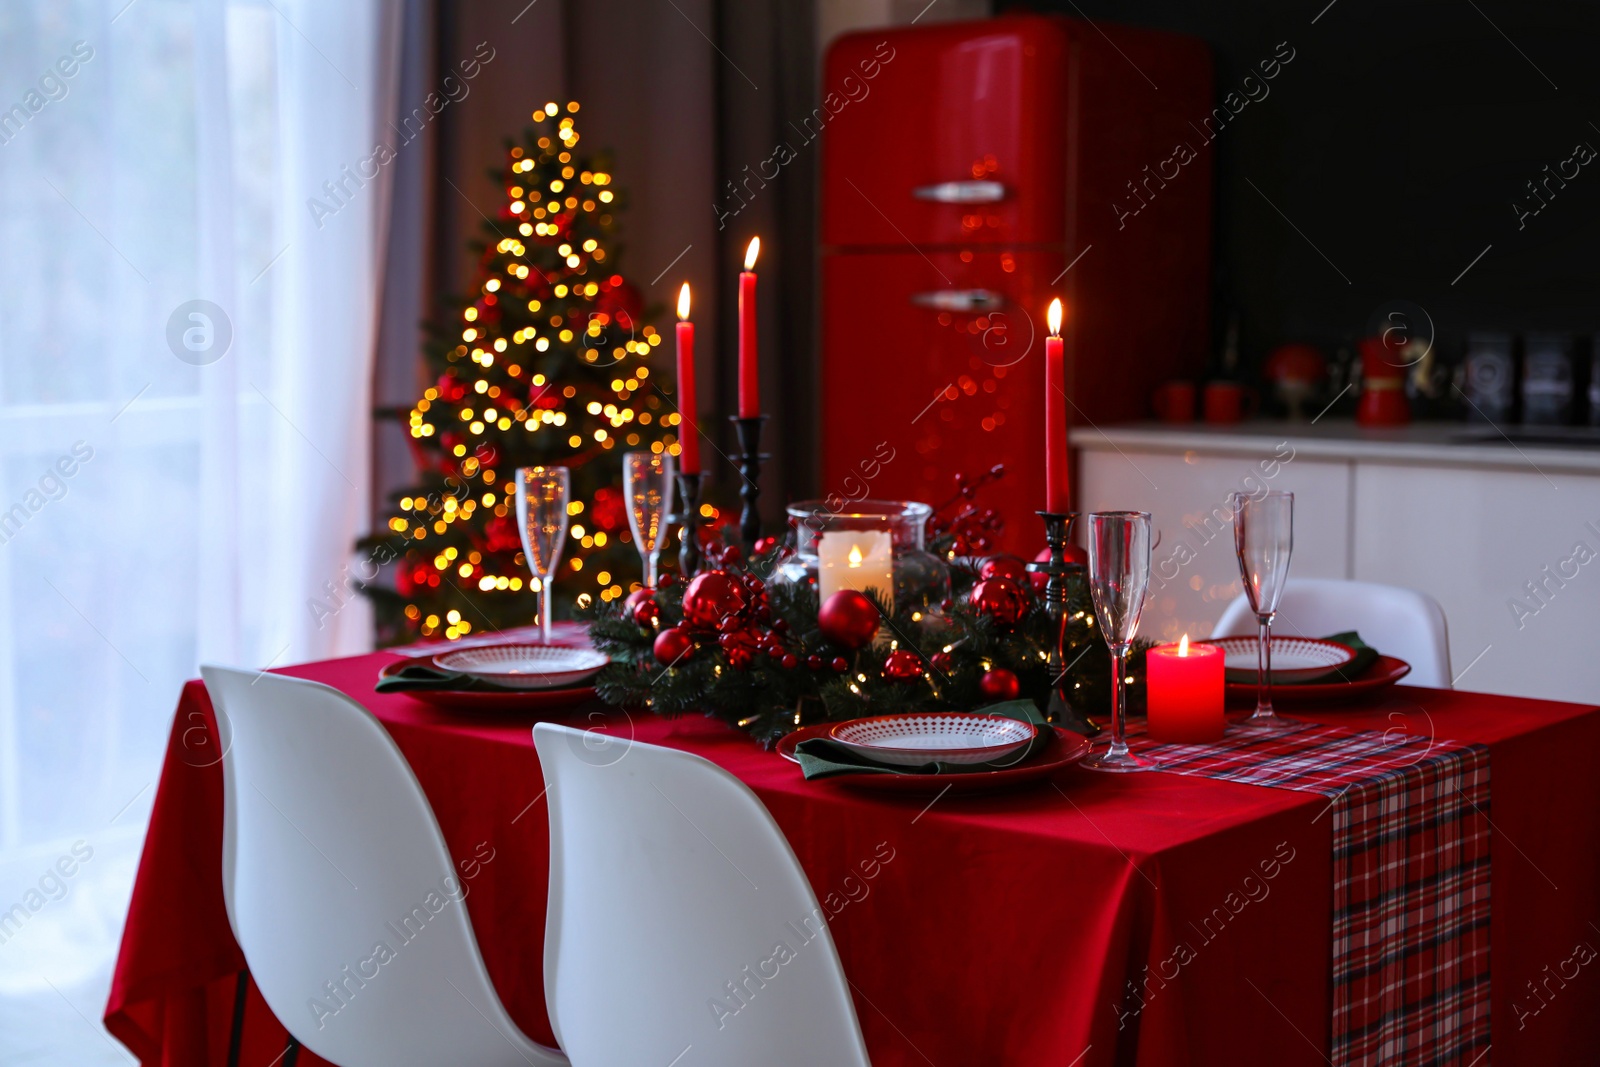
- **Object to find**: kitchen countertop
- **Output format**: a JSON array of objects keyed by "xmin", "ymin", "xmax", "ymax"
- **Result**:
[{"xmin": 1069, "ymin": 419, "xmax": 1600, "ymax": 475}]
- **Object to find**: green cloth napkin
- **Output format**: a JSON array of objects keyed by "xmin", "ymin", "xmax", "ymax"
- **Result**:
[
  {"xmin": 1320, "ymin": 631, "xmax": 1380, "ymax": 683},
  {"xmin": 1221, "ymin": 631, "xmax": 1380, "ymax": 686},
  {"xmin": 793, "ymin": 700, "xmax": 1055, "ymax": 780},
  {"xmin": 375, "ymin": 662, "xmax": 526, "ymax": 694}
]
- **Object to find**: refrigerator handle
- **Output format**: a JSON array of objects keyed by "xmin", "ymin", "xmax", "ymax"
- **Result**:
[
  {"xmin": 910, "ymin": 180, "xmax": 1007, "ymax": 204},
  {"xmin": 909, "ymin": 290, "xmax": 1006, "ymax": 312}
]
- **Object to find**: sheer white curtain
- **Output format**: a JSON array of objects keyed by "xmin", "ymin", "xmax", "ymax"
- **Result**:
[{"xmin": 0, "ymin": 0, "xmax": 398, "ymax": 1059}]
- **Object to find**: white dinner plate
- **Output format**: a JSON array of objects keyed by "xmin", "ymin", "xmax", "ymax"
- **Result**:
[
  {"xmin": 827, "ymin": 712, "xmax": 1038, "ymax": 766},
  {"xmin": 430, "ymin": 643, "xmax": 609, "ymax": 690},
  {"xmin": 1205, "ymin": 636, "xmax": 1357, "ymax": 683}
]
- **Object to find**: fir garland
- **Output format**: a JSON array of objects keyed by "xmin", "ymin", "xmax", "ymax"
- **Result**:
[{"xmin": 582, "ymin": 540, "xmax": 1149, "ymax": 747}]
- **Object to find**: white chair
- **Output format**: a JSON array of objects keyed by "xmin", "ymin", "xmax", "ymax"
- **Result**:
[
  {"xmin": 533, "ymin": 722, "xmax": 871, "ymax": 1067},
  {"xmin": 1210, "ymin": 577, "xmax": 1453, "ymax": 688},
  {"xmin": 201, "ymin": 666, "xmax": 567, "ymax": 1067}
]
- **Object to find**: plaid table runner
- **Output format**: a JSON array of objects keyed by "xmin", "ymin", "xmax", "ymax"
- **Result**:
[{"xmin": 1127, "ymin": 720, "xmax": 1492, "ymax": 1066}]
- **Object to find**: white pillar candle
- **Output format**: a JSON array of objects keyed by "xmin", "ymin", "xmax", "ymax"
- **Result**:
[{"xmin": 818, "ymin": 529, "xmax": 894, "ymax": 612}]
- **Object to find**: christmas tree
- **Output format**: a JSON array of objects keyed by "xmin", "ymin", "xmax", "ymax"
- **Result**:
[{"xmin": 363, "ymin": 101, "xmax": 678, "ymax": 644}]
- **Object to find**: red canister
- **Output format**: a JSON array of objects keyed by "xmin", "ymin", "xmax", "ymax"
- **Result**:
[{"xmin": 1357, "ymin": 337, "xmax": 1411, "ymax": 426}]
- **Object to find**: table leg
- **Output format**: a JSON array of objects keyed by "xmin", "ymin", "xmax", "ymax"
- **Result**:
[{"xmin": 227, "ymin": 968, "xmax": 248, "ymax": 1067}]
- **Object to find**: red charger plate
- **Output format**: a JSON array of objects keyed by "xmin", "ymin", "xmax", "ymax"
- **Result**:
[
  {"xmin": 377, "ymin": 659, "xmax": 598, "ymax": 714},
  {"xmin": 777, "ymin": 722, "xmax": 1092, "ymax": 795},
  {"xmin": 1224, "ymin": 654, "xmax": 1412, "ymax": 708}
]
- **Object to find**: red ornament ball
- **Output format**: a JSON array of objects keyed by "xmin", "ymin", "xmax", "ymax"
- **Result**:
[
  {"xmin": 979, "ymin": 555, "xmax": 1029, "ymax": 582},
  {"xmin": 929, "ymin": 651, "xmax": 953, "ymax": 674},
  {"xmin": 653, "ymin": 626, "xmax": 693, "ymax": 666},
  {"xmin": 1029, "ymin": 548, "xmax": 1050, "ymax": 593},
  {"xmin": 1030, "ymin": 545, "xmax": 1089, "ymax": 591},
  {"xmin": 969, "ymin": 576, "xmax": 1031, "ymax": 630},
  {"xmin": 831, "ymin": 656, "xmax": 850, "ymax": 673},
  {"xmin": 780, "ymin": 653, "xmax": 799, "ymax": 670},
  {"xmin": 482, "ymin": 513, "xmax": 522, "ymax": 554},
  {"xmin": 979, "ymin": 667, "xmax": 1020, "ymax": 701},
  {"xmin": 532, "ymin": 386, "xmax": 562, "ymax": 410},
  {"xmin": 883, "ymin": 649, "xmax": 924, "ymax": 682},
  {"xmin": 620, "ymin": 585, "xmax": 652, "ymax": 627},
  {"xmin": 682, "ymin": 570, "xmax": 747, "ymax": 629},
  {"xmin": 817, "ymin": 589, "xmax": 880, "ymax": 650},
  {"xmin": 590, "ymin": 486, "xmax": 628, "ymax": 533},
  {"xmin": 805, "ymin": 653, "xmax": 824, "ymax": 671},
  {"xmin": 436, "ymin": 373, "xmax": 467, "ymax": 402}
]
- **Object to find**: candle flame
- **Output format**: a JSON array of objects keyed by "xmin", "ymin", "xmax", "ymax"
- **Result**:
[
  {"xmin": 848, "ymin": 544, "xmax": 863, "ymax": 567},
  {"xmin": 677, "ymin": 282, "xmax": 691, "ymax": 321},
  {"xmin": 744, "ymin": 237, "xmax": 761, "ymax": 271},
  {"xmin": 1178, "ymin": 633, "xmax": 1190, "ymax": 656},
  {"xmin": 1047, "ymin": 298, "xmax": 1063, "ymax": 337}
]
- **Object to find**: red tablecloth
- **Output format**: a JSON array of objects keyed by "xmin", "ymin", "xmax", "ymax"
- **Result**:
[{"xmin": 106, "ymin": 652, "xmax": 1600, "ymax": 1065}]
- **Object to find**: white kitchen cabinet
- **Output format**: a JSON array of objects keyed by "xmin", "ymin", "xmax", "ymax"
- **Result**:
[
  {"xmin": 1352, "ymin": 464, "xmax": 1600, "ymax": 703},
  {"xmin": 1074, "ymin": 421, "xmax": 1600, "ymax": 703},
  {"xmin": 1076, "ymin": 436, "xmax": 1351, "ymax": 645}
]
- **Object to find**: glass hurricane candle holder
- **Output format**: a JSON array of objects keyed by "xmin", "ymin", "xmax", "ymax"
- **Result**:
[{"xmin": 775, "ymin": 500, "xmax": 950, "ymax": 616}]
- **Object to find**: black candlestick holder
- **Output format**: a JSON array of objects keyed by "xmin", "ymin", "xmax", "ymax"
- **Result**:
[
  {"xmin": 730, "ymin": 415, "xmax": 768, "ymax": 556},
  {"xmin": 673, "ymin": 472, "xmax": 704, "ymax": 579},
  {"xmin": 1027, "ymin": 510, "xmax": 1099, "ymax": 736}
]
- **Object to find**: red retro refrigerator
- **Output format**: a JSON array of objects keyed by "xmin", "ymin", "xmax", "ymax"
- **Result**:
[{"xmin": 820, "ymin": 15, "xmax": 1213, "ymax": 552}]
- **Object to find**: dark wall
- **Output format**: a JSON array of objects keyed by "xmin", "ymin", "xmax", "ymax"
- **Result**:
[{"xmin": 1012, "ymin": 0, "xmax": 1600, "ymax": 375}]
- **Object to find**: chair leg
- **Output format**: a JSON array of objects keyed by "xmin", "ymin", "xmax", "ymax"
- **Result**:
[
  {"xmin": 227, "ymin": 968, "xmax": 249, "ymax": 1067},
  {"xmin": 282, "ymin": 1033, "xmax": 301, "ymax": 1067}
]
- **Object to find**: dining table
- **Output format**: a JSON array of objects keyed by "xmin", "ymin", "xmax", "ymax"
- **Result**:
[{"xmin": 105, "ymin": 636, "xmax": 1600, "ymax": 1066}]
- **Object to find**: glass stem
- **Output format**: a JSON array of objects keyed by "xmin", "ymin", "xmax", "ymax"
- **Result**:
[
  {"xmin": 1255, "ymin": 614, "xmax": 1274, "ymax": 717},
  {"xmin": 1106, "ymin": 645, "xmax": 1130, "ymax": 758},
  {"xmin": 540, "ymin": 581, "xmax": 553, "ymax": 644},
  {"xmin": 644, "ymin": 551, "xmax": 658, "ymax": 589}
]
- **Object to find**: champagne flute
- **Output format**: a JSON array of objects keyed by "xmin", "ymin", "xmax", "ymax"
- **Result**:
[
  {"xmin": 1083, "ymin": 511, "xmax": 1158, "ymax": 772},
  {"xmin": 1229, "ymin": 490, "xmax": 1294, "ymax": 730},
  {"xmin": 624, "ymin": 451, "xmax": 674, "ymax": 588},
  {"xmin": 515, "ymin": 466, "xmax": 571, "ymax": 644}
]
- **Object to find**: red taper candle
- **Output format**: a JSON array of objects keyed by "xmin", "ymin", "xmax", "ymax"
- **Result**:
[
  {"xmin": 1044, "ymin": 298, "xmax": 1070, "ymax": 513},
  {"xmin": 675, "ymin": 282, "xmax": 701, "ymax": 475},
  {"xmin": 738, "ymin": 237, "xmax": 760, "ymax": 418}
]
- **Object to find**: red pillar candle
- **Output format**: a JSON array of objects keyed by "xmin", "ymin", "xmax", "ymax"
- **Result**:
[
  {"xmin": 738, "ymin": 237, "xmax": 760, "ymax": 418},
  {"xmin": 1044, "ymin": 298, "xmax": 1070, "ymax": 513},
  {"xmin": 675, "ymin": 282, "xmax": 701, "ymax": 475},
  {"xmin": 1146, "ymin": 635, "xmax": 1225, "ymax": 743}
]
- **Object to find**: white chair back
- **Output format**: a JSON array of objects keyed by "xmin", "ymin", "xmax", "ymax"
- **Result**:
[
  {"xmin": 201, "ymin": 666, "xmax": 566, "ymax": 1067},
  {"xmin": 533, "ymin": 722, "xmax": 871, "ymax": 1067},
  {"xmin": 1210, "ymin": 577, "xmax": 1452, "ymax": 687}
]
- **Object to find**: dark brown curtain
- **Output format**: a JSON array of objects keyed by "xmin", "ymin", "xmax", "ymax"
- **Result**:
[
  {"xmin": 706, "ymin": 0, "xmax": 820, "ymax": 520},
  {"xmin": 411, "ymin": 0, "xmax": 819, "ymax": 525}
]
